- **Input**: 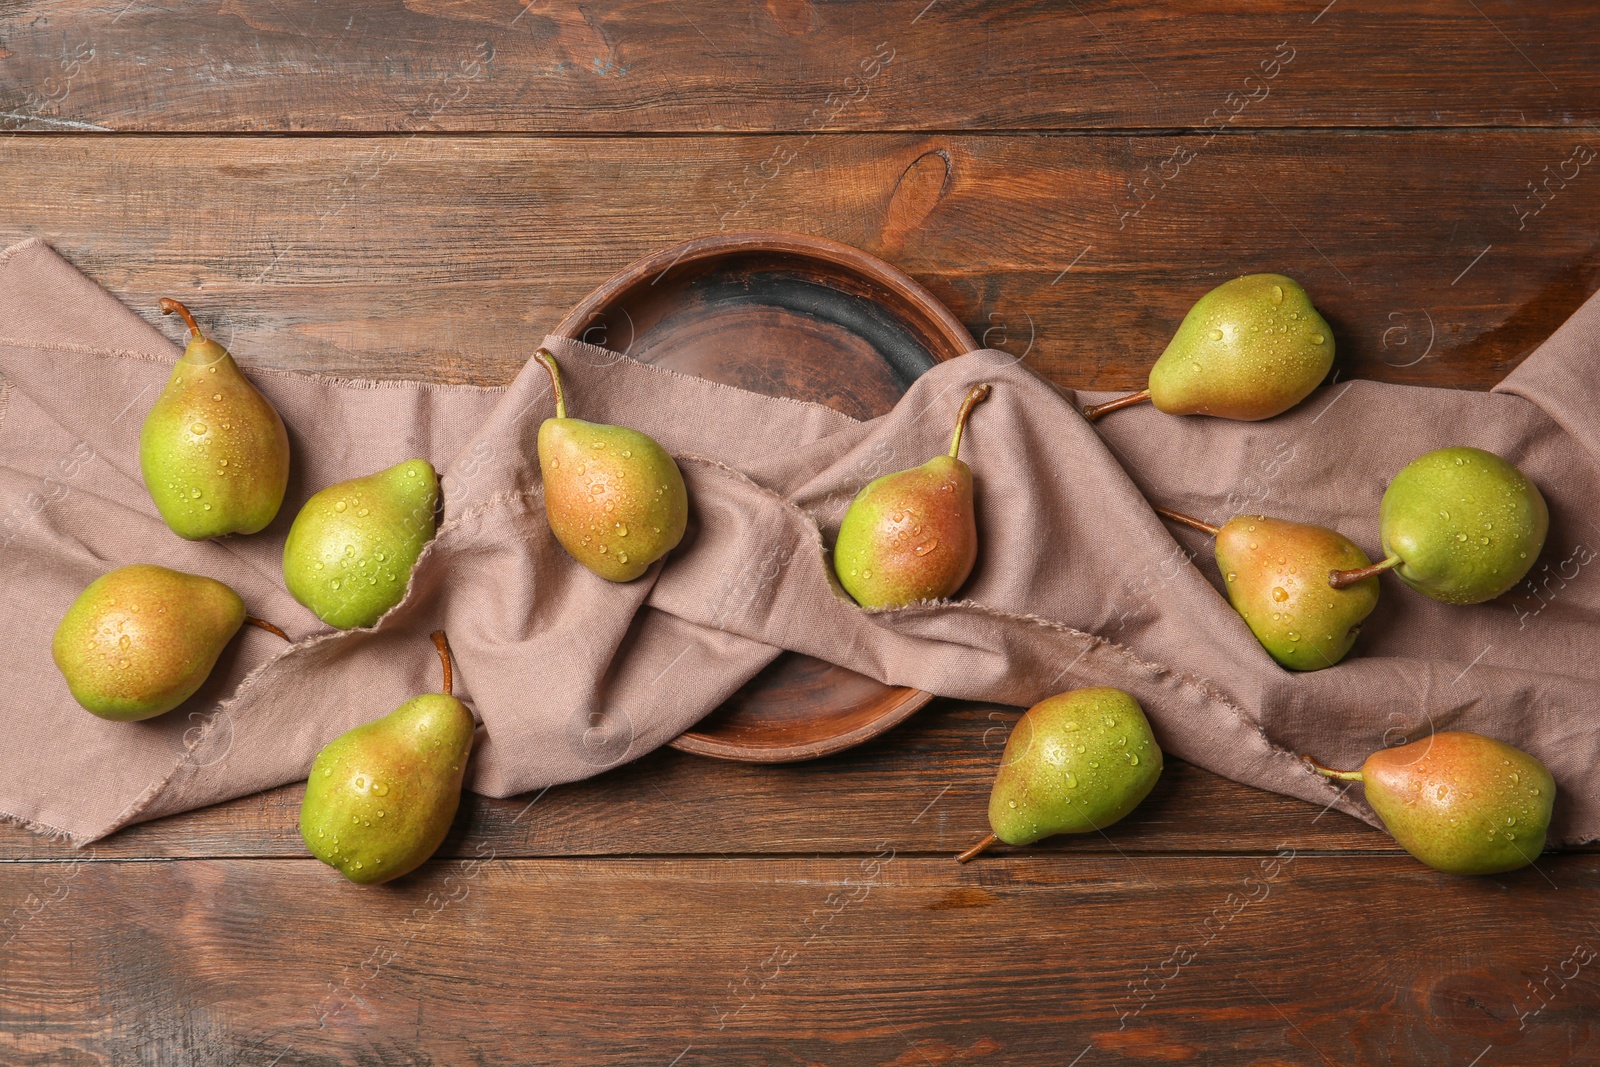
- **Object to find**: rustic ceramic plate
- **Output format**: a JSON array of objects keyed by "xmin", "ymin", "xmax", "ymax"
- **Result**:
[{"xmin": 553, "ymin": 231, "xmax": 976, "ymax": 761}]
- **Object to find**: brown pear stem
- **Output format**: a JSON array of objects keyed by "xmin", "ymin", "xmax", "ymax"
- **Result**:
[
  {"xmin": 535, "ymin": 348, "xmax": 567, "ymax": 420},
  {"xmin": 947, "ymin": 384, "xmax": 992, "ymax": 460},
  {"xmin": 1301, "ymin": 754, "xmax": 1364, "ymax": 782},
  {"xmin": 244, "ymin": 616, "xmax": 290, "ymax": 642},
  {"xmin": 431, "ymin": 630, "xmax": 454, "ymax": 697},
  {"xmin": 1082, "ymin": 388, "xmax": 1151, "ymax": 422},
  {"xmin": 1152, "ymin": 505, "xmax": 1221, "ymax": 538},
  {"xmin": 1329, "ymin": 554, "xmax": 1400, "ymax": 590},
  {"xmin": 158, "ymin": 298, "xmax": 204, "ymax": 340},
  {"xmin": 955, "ymin": 833, "xmax": 1000, "ymax": 864}
]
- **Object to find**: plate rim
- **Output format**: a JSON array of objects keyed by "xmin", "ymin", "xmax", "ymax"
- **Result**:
[
  {"xmin": 551, "ymin": 230, "xmax": 975, "ymax": 763},
  {"xmin": 553, "ymin": 230, "xmax": 977, "ymax": 352}
]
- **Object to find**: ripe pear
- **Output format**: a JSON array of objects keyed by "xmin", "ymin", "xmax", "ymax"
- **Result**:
[
  {"xmin": 1084, "ymin": 274, "xmax": 1333, "ymax": 422},
  {"xmin": 1159, "ymin": 509, "xmax": 1380, "ymax": 671},
  {"xmin": 957, "ymin": 687, "xmax": 1163, "ymax": 862},
  {"xmin": 1330, "ymin": 446, "xmax": 1548, "ymax": 605},
  {"xmin": 1305, "ymin": 733, "xmax": 1554, "ymax": 875},
  {"xmin": 835, "ymin": 384, "xmax": 991, "ymax": 609},
  {"xmin": 300, "ymin": 632, "xmax": 476, "ymax": 885},
  {"xmin": 534, "ymin": 350, "xmax": 688, "ymax": 582},
  {"xmin": 141, "ymin": 299, "xmax": 290, "ymax": 539},
  {"xmin": 52, "ymin": 564, "xmax": 247, "ymax": 721},
  {"xmin": 283, "ymin": 459, "xmax": 440, "ymax": 629}
]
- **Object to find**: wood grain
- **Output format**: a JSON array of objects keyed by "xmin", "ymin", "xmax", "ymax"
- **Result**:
[
  {"xmin": 3, "ymin": 1, "xmax": 1600, "ymax": 133},
  {"xmin": 2, "ymin": 855, "xmax": 1597, "ymax": 1065},
  {"xmin": 6, "ymin": 701, "xmax": 1592, "ymax": 861},
  {"xmin": 1, "ymin": 131, "xmax": 1597, "ymax": 394},
  {"xmin": 0, "ymin": 704, "xmax": 1418, "ymax": 860}
]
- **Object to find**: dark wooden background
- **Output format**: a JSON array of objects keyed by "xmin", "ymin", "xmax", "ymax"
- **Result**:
[{"xmin": 4, "ymin": 2, "xmax": 1600, "ymax": 1064}]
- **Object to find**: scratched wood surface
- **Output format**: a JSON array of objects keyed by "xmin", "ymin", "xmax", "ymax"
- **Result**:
[
  {"xmin": 1, "ymin": 132, "xmax": 1597, "ymax": 392},
  {"xmin": 6, "ymin": 857, "xmax": 1600, "ymax": 1065},
  {"xmin": 3, "ymin": 2, "xmax": 1600, "ymax": 1065},
  {"xmin": 2, "ymin": 1, "xmax": 1600, "ymax": 132}
]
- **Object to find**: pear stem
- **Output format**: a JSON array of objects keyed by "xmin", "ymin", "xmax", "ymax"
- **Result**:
[
  {"xmin": 1329, "ymin": 554, "xmax": 1400, "ymax": 590},
  {"xmin": 955, "ymin": 833, "xmax": 1000, "ymax": 864},
  {"xmin": 947, "ymin": 384, "xmax": 992, "ymax": 460},
  {"xmin": 535, "ymin": 348, "xmax": 567, "ymax": 420},
  {"xmin": 157, "ymin": 298, "xmax": 204, "ymax": 341},
  {"xmin": 1152, "ymin": 505, "xmax": 1220, "ymax": 538},
  {"xmin": 431, "ymin": 630, "xmax": 454, "ymax": 697},
  {"xmin": 1082, "ymin": 388, "xmax": 1151, "ymax": 422},
  {"xmin": 244, "ymin": 616, "xmax": 290, "ymax": 642},
  {"xmin": 1301, "ymin": 754, "xmax": 1364, "ymax": 782}
]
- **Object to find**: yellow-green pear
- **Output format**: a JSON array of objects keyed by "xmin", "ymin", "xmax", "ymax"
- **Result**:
[
  {"xmin": 51, "ymin": 564, "xmax": 258, "ymax": 721},
  {"xmin": 300, "ymin": 632, "xmax": 477, "ymax": 885},
  {"xmin": 1084, "ymin": 274, "xmax": 1333, "ymax": 422},
  {"xmin": 283, "ymin": 459, "xmax": 439, "ymax": 629},
  {"xmin": 834, "ymin": 385, "xmax": 990, "ymax": 609},
  {"xmin": 957, "ymin": 687, "xmax": 1163, "ymax": 862},
  {"xmin": 1305, "ymin": 733, "xmax": 1554, "ymax": 875},
  {"xmin": 1331, "ymin": 446, "xmax": 1548, "ymax": 605},
  {"xmin": 535, "ymin": 349, "xmax": 688, "ymax": 582},
  {"xmin": 140, "ymin": 299, "xmax": 290, "ymax": 539},
  {"xmin": 1156, "ymin": 507, "xmax": 1380, "ymax": 671}
]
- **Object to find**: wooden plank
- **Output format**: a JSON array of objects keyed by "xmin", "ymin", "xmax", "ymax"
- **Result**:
[
  {"xmin": 0, "ymin": 703, "xmax": 1416, "ymax": 860},
  {"xmin": 1, "ymin": 131, "xmax": 1596, "ymax": 394},
  {"xmin": 2, "ymin": 855, "xmax": 1596, "ymax": 1063},
  {"xmin": 6, "ymin": 701, "xmax": 1591, "ymax": 860},
  {"xmin": 3, "ymin": 2, "xmax": 1600, "ymax": 133}
]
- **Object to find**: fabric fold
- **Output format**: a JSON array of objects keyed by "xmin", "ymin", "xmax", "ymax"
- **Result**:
[{"xmin": 2, "ymin": 237, "xmax": 1597, "ymax": 847}]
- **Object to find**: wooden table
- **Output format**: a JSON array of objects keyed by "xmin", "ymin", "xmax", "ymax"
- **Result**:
[{"xmin": 4, "ymin": 3, "xmax": 1600, "ymax": 1063}]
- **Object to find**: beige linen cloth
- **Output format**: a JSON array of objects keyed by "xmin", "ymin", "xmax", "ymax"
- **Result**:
[{"xmin": 2, "ymin": 236, "xmax": 1597, "ymax": 847}]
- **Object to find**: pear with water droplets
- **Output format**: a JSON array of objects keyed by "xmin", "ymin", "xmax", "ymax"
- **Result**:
[
  {"xmin": 535, "ymin": 350, "xmax": 688, "ymax": 582},
  {"xmin": 52, "ymin": 564, "xmax": 246, "ymax": 721},
  {"xmin": 141, "ymin": 299, "xmax": 290, "ymax": 539},
  {"xmin": 1214, "ymin": 514, "xmax": 1379, "ymax": 671},
  {"xmin": 957, "ymin": 687, "xmax": 1163, "ymax": 862},
  {"xmin": 835, "ymin": 384, "xmax": 990, "ymax": 609},
  {"xmin": 300, "ymin": 632, "xmax": 476, "ymax": 885},
  {"xmin": 1331, "ymin": 446, "xmax": 1547, "ymax": 605},
  {"xmin": 1084, "ymin": 274, "xmax": 1333, "ymax": 422},
  {"xmin": 283, "ymin": 459, "xmax": 439, "ymax": 629},
  {"xmin": 1306, "ymin": 733, "xmax": 1554, "ymax": 875}
]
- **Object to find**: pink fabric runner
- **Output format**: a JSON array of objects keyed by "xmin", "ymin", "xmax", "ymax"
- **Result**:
[{"xmin": 2, "ymin": 237, "xmax": 1596, "ymax": 846}]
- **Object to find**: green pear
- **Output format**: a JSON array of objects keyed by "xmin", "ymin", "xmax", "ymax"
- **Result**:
[
  {"xmin": 534, "ymin": 350, "xmax": 688, "ymax": 582},
  {"xmin": 1084, "ymin": 274, "xmax": 1333, "ymax": 422},
  {"xmin": 1306, "ymin": 732, "xmax": 1554, "ymax": 875},
  {"xmin": 1209, "ymin": 513, "xmax": 1380, "ymax": 671},
  {"xmin": 283, "ymin": 460, "xmax": 439, "ymax": 629},
  {"xmin": 300, "ymin": 632, "xmax": 476, "ymax": 885},
  {"xmin": 1331, "ymin": 446, "xmax": 1548, "ymax": 604},
  {"xmin": 52, "ymin": 564, "xmax": 246, "ymax": 721},
  {"xmin": 957, "ymin": 687, "xmax": 1163, "ymax": 862},
  {"xmin": 140, "ymin": 299, "xmax": 290, "ymax": 539},
  {"xmin": 835, "ymin": 384, "xmax": 990, "ymax": 609}
]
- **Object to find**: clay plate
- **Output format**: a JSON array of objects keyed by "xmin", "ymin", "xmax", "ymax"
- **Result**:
[{"xmin": 554, "ymin": 231, "xmax": 975, "ymax": 761}]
